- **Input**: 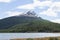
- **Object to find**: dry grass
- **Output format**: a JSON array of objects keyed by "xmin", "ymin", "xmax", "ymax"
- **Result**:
[{"xmin": 10, "ymin": 37, "xmax": 60, "ymax": 40}]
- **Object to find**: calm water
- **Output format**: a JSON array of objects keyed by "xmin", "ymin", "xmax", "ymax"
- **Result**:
[{"xmin": 0, "ymin": 33, "xmax": 60, "ymax": 40}]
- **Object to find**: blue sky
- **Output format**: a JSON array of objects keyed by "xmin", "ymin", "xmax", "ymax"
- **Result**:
[{"xmin": 0, "ymin": 0, "xmax": 60, "ymax": 23}]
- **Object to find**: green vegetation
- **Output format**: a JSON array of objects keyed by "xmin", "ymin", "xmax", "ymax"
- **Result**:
[
  {"xmin": 0, "ymin": 11, "xmax": 60, "ymax": 32},
  {"xmin": 0, "ymin": 19, "xmax": 60, "ymax": 33},
  {"xmin": 49, "ymin": 37, "xmax": 58, "ymax": 40}
]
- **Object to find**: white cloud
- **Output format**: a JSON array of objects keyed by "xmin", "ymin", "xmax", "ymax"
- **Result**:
[
  {"xmin": 6, "ymin": 11, "xmax": 23, "ymax": 16},
  {"xmin": 0, "ymin": 0, "xmax": 12, "ymax": 3},
  {"xmin": 50, "ymin": 19, "xmax": 60, "ymax": 23},
  {"xmin": 34, "ymin": 1, "xmax": 52, "ymax": 7},
  {"xmin": 17, "ymin": 4, "xmax": 35, "ymax": 9},
  {"xmin": 33, "ymin": 0, "xmax": 52, "ymax": 6},
  {"xmin": 17, "ymin": 0, "xmax": 39, "ymax": 9},
  {"xmin": 0, "ymin": 18, "xmax": 1, "ymax": 19},
  {"xmin": 40, "ymin": 6, "xmax": 58, "ymax": 17},
  {"xmin": 40, "ymin": 2, "xmax": 60, "ymax": 17},
  {"xmin": 52, "ymin": 2, "xmax": 60, "ymax": 12},
  {"xmin": 17, "ymin": 0, "xmax": 52, "ymax": 9},
  {"xmin": 17, "ymin": 0, "xmax": 60, "ymax": 17}
]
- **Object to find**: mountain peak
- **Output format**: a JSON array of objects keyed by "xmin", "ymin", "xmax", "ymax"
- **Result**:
[
  {"xmin": 19, "ymin": 10, "xmax": 37, "ymax": 17},
  {"xmin": 26, "ymin": 11, "xmax": 36, "ymax": 16}
]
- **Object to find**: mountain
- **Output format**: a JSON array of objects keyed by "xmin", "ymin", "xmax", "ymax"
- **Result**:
[
  {"xmin": 0, "ymin": 11, "xmax": 60, "ymax": 33},
  {"xmin": 0, "ymin": 11, "xmax": 41, "ymax": 29}
]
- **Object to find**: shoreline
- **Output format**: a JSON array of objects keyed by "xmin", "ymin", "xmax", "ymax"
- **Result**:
[{"xmin": 10, "ymin": 37, "xmax": 60, "ymax": 40}]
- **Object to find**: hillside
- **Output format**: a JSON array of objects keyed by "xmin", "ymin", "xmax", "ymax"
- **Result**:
[
  {"xmin": 0, "ymin": 11, "xmax": 41, "ymax": 29},
  {"xmin": 0, "ymin": 11, "xmax": 60, "ymax": 32}
]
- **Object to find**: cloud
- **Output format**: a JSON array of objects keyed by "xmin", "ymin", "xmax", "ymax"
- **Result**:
[
  {"xmin": 16, "ymin": 0, "xmax": 60, "ymax": 10},
  {"xmin": 17, "ymin": 0, "xmax": 39, "ymax": 9},
  {"xmin": 17, "ymin": 4, "xmax": 35, "ymax": 9},
  {"xmin": 6, "ymin": 11, "xmax": 23, "ymax": 16},
  {"xmin": 40, "ymin": 7, "xmax": 58, "ymax": 17},
  {"xmin": 0, "ymin": 18, "xmax": 1, "ymax": 19},
  {"xmin": 53, "ymin": 2, "xmax": 60, "ymax": 13},
  {"xmin": 41, "ymin": 0, "xmax": 60, "ymax": 2},
  {"xmin": 0, "ymin": 0, "xmax": 12, "ymax": 3},
  {"xmin": 17, "ymin": 0, "xmax": 59, "ymax": 17},
  {"xmin": 17, "ymin": 0, "xmax": 52, "ymax": 9},
  {"xmin": 40, "ymin": 2, "xmax": 60, "ymax": 17},
  {"xmin": 34, "ymin": 1, "xmax": 52, "ymax": 7},
  {"xmin": 50, "ymin": 19, "xmax": 60, "ymax": 23}
]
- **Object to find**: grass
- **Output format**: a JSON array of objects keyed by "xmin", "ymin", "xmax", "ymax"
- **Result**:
[{"xmin": 10, "ymin": 37, "xmax": 60, "ymax": 40}]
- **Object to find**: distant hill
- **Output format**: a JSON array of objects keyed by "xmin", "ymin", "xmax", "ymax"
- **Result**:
[{"xmin": 0, "ymin": 11, "xmax": 60, "ymax": 33}]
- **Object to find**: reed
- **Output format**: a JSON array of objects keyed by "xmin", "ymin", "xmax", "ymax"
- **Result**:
[{"xmin": 10, "ymin": 37, "xmax": 60, "ymax": 40}]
